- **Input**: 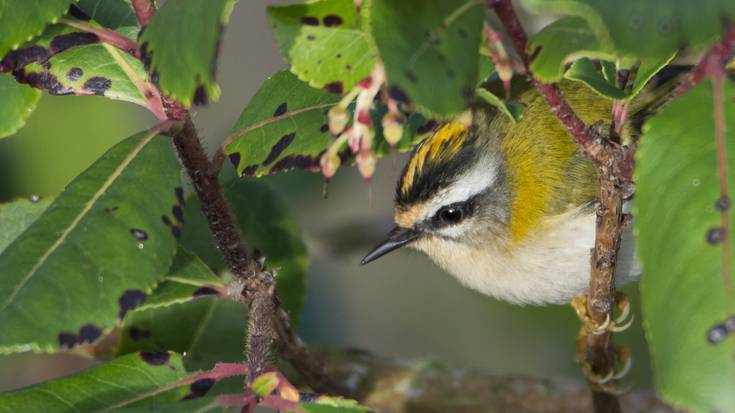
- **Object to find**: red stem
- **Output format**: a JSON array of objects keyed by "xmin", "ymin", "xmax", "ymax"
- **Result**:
[
  {"xmin": 61, "ymin": 19, "xmax": 140, "ymax": 58},
  {"xmin": 713, "ymin": 73, "xmax": 733, "ymax": 315}
]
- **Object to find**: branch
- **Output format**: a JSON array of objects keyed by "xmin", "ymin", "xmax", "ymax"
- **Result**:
[
  {"xmin": 488, "ymin": 1, "xmax": 627, "ymax": 411},
  {"xmin": 60, "ymin": 19, "xmax": 140, "ymax": 58},
  {"xmin": 168, "ymin": 112, "xmax": 346, "ymax": 395},
  {"xmin": 132, "ymin": 0, "xmax": 156, "ymax": 27}
]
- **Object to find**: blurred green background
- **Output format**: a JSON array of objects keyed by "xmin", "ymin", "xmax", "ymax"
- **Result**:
[{"xmin": 0, "ymin": 0, "xmax": 653, "ymax": 395}]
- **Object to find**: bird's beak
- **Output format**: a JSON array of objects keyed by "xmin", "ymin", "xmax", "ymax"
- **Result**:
[{"xmin": 360, "ymin": 226, "xmax": 421, "ymax": 265}]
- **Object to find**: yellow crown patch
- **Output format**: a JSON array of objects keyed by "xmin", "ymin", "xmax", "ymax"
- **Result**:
[{"xmin": 401, "ymin": 122, "xmax": 468, "ymax": 195}]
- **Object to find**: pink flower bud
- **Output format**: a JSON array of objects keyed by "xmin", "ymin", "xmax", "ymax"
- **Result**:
[
  {"xmin": 382, "ymin": 112, "xmax": 404, "ymax": 146},
  {"xmin": 320, "ymin": 150, "xmax": 341, "ymax": 178},
  {"xmin": 357, "ymin": 148, "xmax": 376, "ymax": 180},
  {"xmin": 328, "ymin": 106, "xmax": 349, "ymax": 135}
]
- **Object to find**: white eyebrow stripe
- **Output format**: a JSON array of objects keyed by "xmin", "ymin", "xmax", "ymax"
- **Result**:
[{"xmin": 422, "ymin": 156, "xmax": 498, "ymax": 221}]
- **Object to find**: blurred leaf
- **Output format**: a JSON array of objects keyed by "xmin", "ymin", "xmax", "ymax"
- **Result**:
[
  {"xmin": 302, "ymin": 397, "xmax": 371, "ymax": 413},
  {"xmin": 268, "ymin": 0, "xmax": 374, "ymax": 92},
  {"xmin": 76, "ymin": 0, "xmax": 138, "ymax": 29},
  {"xmin": 0, "ymin": 131, "xmax": 181, "ymax": 353},
  {"xmin": 365, "ymin": 0, "xmax": 484, "ymax": 116},
  {"xmin": 627, "ymin": 52, "xmax": 677, "ymax": 100},
  {"xmin": 635, "ymin": 79, "xmax": 735, "ymax": 412},
  {"xmin": 113, "ymin": 397, "xmax": 227, "ymax": 413},
  {"xmin": 0, "ymin": 0, "xmax": 73, "ymax": 58},
  {"xmin": 0, "ymin": 73, "xmax": 41, "ymax": 139},
  {"xmin": 22, "ymin": 42, "xmax": 158, "ymax": 109},
  {"xmin": 522, "ymin": 0, "xmax": 735, "ymax": 58},
  {"xmin": 371, "ymin": 109, "xmax": 433, "ymax": 156},
  {"xmin": 528, "ymin": 17, "xmax": 612, "ymax": 83},
  {"xmin": 117, "ymin": 297, "xmax": 247, "ymax": 371},
  {"xmin": 139, "ymin": 0, "xmax": 236, "ymax": 107},
  {"xmin": 225, "ymin": 70, "xmax": 339, "ymax": 178},
  {"xmin": 180, "ymin": 180, "xmax": 308, "ymax": 326},
  {"xmin": 564, "ymin": 58, "xmax": 626, "ymax": 99},
  {"xmin": 140, "ymin": 247, "xmax": 225, "ymax": 311},
  {"xmin": 0, "ymin": 352, "xmax": 190, "ymax": 411},
  {"xmin": 475, "ymin": 88, "xmax": 524, "ymax": 123},
  {"xmin": 0, "ymin": 197, "xmax": 52, "ymax": 254}
]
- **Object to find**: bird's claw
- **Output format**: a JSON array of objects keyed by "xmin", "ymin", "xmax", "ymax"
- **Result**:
[
  {"xmin": 571, "ymin": 292, "xmax": 634, "ymax": 335},
  {"xmin": 576, "ymin": 337, "xmax": 633, "ymax": 394}
]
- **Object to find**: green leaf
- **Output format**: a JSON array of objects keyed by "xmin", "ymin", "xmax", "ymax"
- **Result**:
[
  {"xmin": 0, "ymin": 73, "xmax": 41, "ymax": 139},
  {"xmin": 0, "ymin": 352, "xmax": 190, "ymax": 412},
  {"xmin": 0, "ymin": 0, "xmax": 73, "ymax": 58},
  {"xmin": 76, "ymin": 0, "xmax": 138, "ymax": 29},
  {"xmin": 522, "ymin": 0, "xmax": 735, "ymax": 58},
  {"xmin": 139, "ymin": 0, "xmax": 236, "ymax": 107},
  {"xmin": 180, "ymin": 180, "xmax": 308, "ymax": 326},
  {"xmin": 635, "ymin": 79, "xmax": 735, "ymax": 412},
  {"xmin": 0, "ymin": 130, "xmax": 181, "ymax": 353},
  {"xmin": 140, "ymin": 247, "xmax": 225, "ymax": 311},
  {"xmin": 371, "ymin": 109, "xmax": 434, "ymax": 156},
  {"xmin": 25, "ymin": 42, "xmax": 156, "ymax": 107},
  {"xmin": 302, "ymin": 397, "xmax": 371, "ymax": 413},
  {"xmin": 268, "ymin": 0, "xmax": 375, "ymax": 92},
  {"xmin": 113, "ymin": 397, "xmax": 227, "ymax": 413},
  {"xmin": 0, "ymin": 197, "xmax": 52, "ymax": 254},
  {"xmin": 564, "ymin": 58, "xmax": 626, "ymax": 99},
  {"xmin": 528, "ymin": 17, "xmax": 612, "ymax": 83},
  {"xmin": 475, "ymin": 88, "xmax": 525, "ymax": 123},
  {"xmin": 225, "ymin": 71, "xmax": 340, "ymax": 177},
  {"xmin": 118, "ymin": 297, "xmax": 247, "ymax": 371},
  {"xmin": 627, "ymin": 52, "xmax": 677, "ymax": 100},
  {"xmin": 365, "ymin": 0, "xmax": 484, "ymax": 116}
]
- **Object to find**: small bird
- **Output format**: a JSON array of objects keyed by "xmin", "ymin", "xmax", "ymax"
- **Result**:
[{"xmin": 361, "ymin": 78, "xmax": 660, "ymax": 306}]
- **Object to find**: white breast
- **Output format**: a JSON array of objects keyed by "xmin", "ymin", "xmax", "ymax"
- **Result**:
[{"xmin": 411, "ymin": 209, "xmax": 639, "ymax": 305}]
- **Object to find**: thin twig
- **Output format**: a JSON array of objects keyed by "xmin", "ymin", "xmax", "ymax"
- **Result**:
[
  {"xmin": 132, "ymin": 0, "xmax": 156, "ymax": 27},
  {"xmin": 60, "ymin": 19, "xmax": 140, "ymax": 58}
]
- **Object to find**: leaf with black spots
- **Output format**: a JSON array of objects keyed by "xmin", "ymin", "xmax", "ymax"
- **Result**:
[
  {"xmin": 180, "ymin": 180, "xmax": 308, "ymax": 327},
  {"xmin": 365, "ymin": 0, "xmax": 484, "ymax": 116},
  {"xmin": 226, "ymin": 71, "xmax": 340, "ymax": 177},
  {"xmin": 636, "ymin": 80, "xmax": 735, "ymax": 412},
  {"xmin": 17, "ymin": 39, "xmax": 164, "ymax": 118},
  {"xmin": 140, "ymin": 247, "xmax": 226, "ymax": 310},
  {"xmin": 139, "ymin": 0, "xmax": 236, "ymax": 107},
  {"xmin": 0, "ymin": 0, "xmax": 74, "ymax": 58},
  {"xmin": 76, "ymin": 0, "xmax": 138, "ymax": 29},
  {"xmin": 0, "ymin": 74, "xmax": 41, "ymax": 139},
  {"xmin": 0, "ymin": 130, "xmax": 181, "ymax": 353},
  {"xmin": 268, "ymin": 0, "xmax": 375, "ymax": 91},
  {"xmin": 524, "ymin": 0, "xmax": 735, "ymax": 58},
  {"xmin": 118, "ymin": 297, "xmax": 248, "ymax": 371},
  {"xmin": 0, "ymin": 352, "xmax": 192, "ymax": 410}
]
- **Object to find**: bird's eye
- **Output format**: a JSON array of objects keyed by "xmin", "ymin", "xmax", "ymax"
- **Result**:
[{"xmin": 438, "ymin": 206, "xmax": 463, "ymax": 224}]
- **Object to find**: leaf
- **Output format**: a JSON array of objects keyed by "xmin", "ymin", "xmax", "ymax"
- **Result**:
[
  {"xmin": 0, "ymin": 352, "xmax": 191, "ymax": 412},
  {"xmin": 522, "ymin": 0, "xmax": 735, "ymax": 58},
  {"xmin": 365, "ymin": 0, "xmax": 484, "ymax": 116},
  {"xmin": 0, "ymin": 130, "xmax": 182, "ymax": 353},
  {"xmin": 564, "ymin": 58, "xmax": 627, "ymax": 100},
  {"xmin": 140, "ymin": 247, "xmax": 225, "ymax": 311},
  {"xmin": 301, "ymin": 396, "xmax": 371, "ymax": 413},
  {"xmin": 25, "ymin": 43, "xmax": 153, "ymax": 106},
  {"xmin": 113, "ymin": 397, "xmax": 227, "ymax": 413},
  {"xmin": 635, "ymin": 79, "xmax": 735, "ymax": 412},
  {"xmin": 528, "ymin": 17, "xmax": 612, "ymax": 83},
  {"xmin": 0, "ymin": 197, "xmax": 52, "ymax": 254},
  {"xmin": 0, "ymin": 73, "xmax": 41, "ymax": 139},
  {"xmin": 76, "ymin": 0, "xmax": 138, "ymax": 29},
  {"xmin": 225, "ymin": 70, "xmax": 340, "ymax": 177},
  {"xmin": 475, "ymin": 88, "xmax": 525, "ymax": 123},
  {"xmin": 268, "ymin": 0, "xmax": 375, "ymax": 92},
  {"xmin": 180, "ymin": 180, "xmax": 308, "ymax": 326},
  {"xmin": 118, "ymin": 297, "xmax": 248, "ymax": 371},
  {"xmin": 0, "ymin": 0, "xmax": 74, "ymax": 58},
  {"xmin": 139, "ymin": 0, "xmax": 236, "ymax": 107},
  {"xmin": 627, "ymin": 52, "xmax": 677, "ymax": 100}
]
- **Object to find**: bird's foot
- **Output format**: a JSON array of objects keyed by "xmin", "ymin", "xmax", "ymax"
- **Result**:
[
  {"xmin": 575, "ymin": 336, "xmax": 632, "ymax": 395},
  {"xmin": 571, "ymin": 292, "xmax": 634, "ymax": 335}
]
